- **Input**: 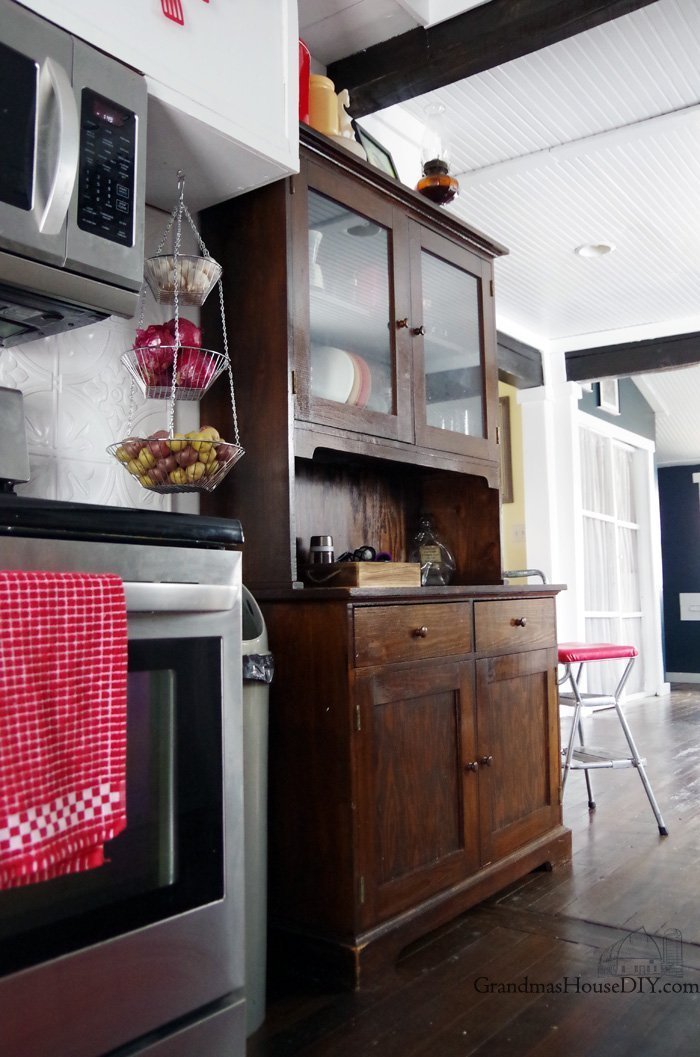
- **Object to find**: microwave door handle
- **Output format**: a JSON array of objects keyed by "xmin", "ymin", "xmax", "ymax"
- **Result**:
[{"xmin": 35, "ymin": 57, "xmax": 80, "ymax": 235}]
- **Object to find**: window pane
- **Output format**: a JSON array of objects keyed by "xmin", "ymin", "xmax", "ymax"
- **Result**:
[
  {"xmin": 421, "ymin": 249, "xmax": 483, "ymax": 438},
  {"xmin": 308, "ymin": 190, "xmax": 392, "ymax": 414},
  {"xmin": 581, "ymin": 430, "xmax": 614, "ymax": 515},
  {"xmin": 613, "ymin": 445, "xmax": 636, "ymax": 523},
  {"xmin": 618, "ymin": 527, "xmax": 640, "ymax": 611},
  {"xmin": 583, "ymin": 517, "xmax": 616, "ymax": 610}
]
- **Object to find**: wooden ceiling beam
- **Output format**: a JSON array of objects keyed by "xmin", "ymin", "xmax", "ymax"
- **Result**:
[
  {"xmin": 565, "ymin": 332, "xmax": 700, "ymax": 381},
  {"xmin": 329, "ymin": 0, "xmax": 660, "ymax": 118}
]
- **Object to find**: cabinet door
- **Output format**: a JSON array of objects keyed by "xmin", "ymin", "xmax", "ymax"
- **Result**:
[
  {"xmin": 410, "ymin": 223, "xmax": 498, "ymax": 461},
  {"xmin": 294, "ymin": 156, "xmax": 413, "ymax": 443},
  {"xmin": 354, "ymin": 659, "xmax": 479, "ymax": 928},
  {"xmin": 476, "ymin": 648, "xmax": 561, "ymax": 864}
]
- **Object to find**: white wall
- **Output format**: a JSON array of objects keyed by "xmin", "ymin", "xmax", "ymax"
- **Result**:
[{"xmin": 0, "ymin": 207, "xmax": 205, "ymax": 512}]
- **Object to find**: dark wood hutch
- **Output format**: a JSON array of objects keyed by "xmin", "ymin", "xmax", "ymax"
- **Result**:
[{"xmin": 201, "ymin": 125, "xmax": 570, "ymax": 988}]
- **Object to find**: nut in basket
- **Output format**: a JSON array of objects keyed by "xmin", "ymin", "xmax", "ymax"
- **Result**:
[
  {"xmin": 109, "ymin": 428, "xmax": 244, "ymax": 493},
  {"xmin": 144, "ymin": 253, "xmax": 222, "ymax": 306}
]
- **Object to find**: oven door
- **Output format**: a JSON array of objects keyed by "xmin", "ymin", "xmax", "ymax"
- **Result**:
[{"xmin": 0, "ymin": 573, "xmax": 245, "ymax": 1057}]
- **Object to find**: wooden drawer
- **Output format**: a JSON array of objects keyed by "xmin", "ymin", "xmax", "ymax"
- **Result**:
[
  {"xmin": 474, "ymin": 597, "xmax": 555, "ymax": 653},
  {"xmin": 353, "ymin": 603, "xmax": 473, "ymax": 667}
]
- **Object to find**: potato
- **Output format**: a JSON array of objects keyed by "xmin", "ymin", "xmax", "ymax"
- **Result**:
[
  {"xmin": 199, "ymin": 424, "xmax": 221, "ymax": 441},
  {"xmin": 157, "ymin": 454, "xmax": 178, "ymax": 473},
  {"xmin": 168, "ymin": 432, "xmax": 187, "ymax": 453},
  {"xmin": 123, "ymin": 438, "xmax": 144, "ymax": 459},
  {"xmin": 185, "ymin": 461, "xmax": 206, "ymax": 482},
  {"xmin": 186, "ymin": 429, "xmax": 213, "ymax": 454},
  {"xmin": 175, "ymin": 445, "xmax": 199, "ymax": 467},
  {"xmin": 138, "ymin": 447, "xmax": 156, "ymax": 469},
  {"xmin": 148, "ymin": 430, "xmax": 171, "ymax": 459},
  {"xmin": 197, "ymin": 446, "xmax": 218, "ymax": 465}
]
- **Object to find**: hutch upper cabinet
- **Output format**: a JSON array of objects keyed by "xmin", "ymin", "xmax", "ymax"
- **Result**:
[
  {"xmin": 297, "ymin": 152, "xmax": 498, "ymax": 463},
  {"xmin": 201, "ymin": 127, "xmax": 508, "ymax": 592}
]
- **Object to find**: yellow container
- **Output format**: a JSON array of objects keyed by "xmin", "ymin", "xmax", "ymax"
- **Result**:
[{"xmin": 309, "ymin": 74, "xmax": 339, "ymax": 137}]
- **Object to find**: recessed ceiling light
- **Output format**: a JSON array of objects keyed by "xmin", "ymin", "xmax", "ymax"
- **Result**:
[{"xmin": 575, "ymin": 243, "xmax": 615, "ymax": 258}]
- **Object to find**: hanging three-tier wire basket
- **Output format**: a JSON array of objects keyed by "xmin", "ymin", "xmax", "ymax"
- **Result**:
[{"xmin": 108, "ymin": 172, "xmax": 244, "ymax": 492}]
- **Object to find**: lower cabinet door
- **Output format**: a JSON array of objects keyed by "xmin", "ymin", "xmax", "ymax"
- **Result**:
[
  {"xmin": 476, "ymin": 647, "xmax": 561, "ymax": 865},
  {"xmin": 354, "ymin": 659, "xmax": 479, "ymax": 927}
]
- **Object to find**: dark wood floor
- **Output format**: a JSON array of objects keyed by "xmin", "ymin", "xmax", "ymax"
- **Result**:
[{"xmin": 249, "ymin": 685, "xmax": 700, "ymax": 1056}]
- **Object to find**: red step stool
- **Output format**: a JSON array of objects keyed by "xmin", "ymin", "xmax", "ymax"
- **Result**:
[{"xmin": 558, "ymin": 642, "xmax": 668, "ymax": 836}]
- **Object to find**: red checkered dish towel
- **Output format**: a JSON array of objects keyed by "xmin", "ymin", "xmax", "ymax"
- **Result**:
[{"xmin": 0, "ymin": 571, "xmax": 128, "ymax": 889}]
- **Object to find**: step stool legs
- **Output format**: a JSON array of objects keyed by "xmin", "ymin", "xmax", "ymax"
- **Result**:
[{"xmin": 559, "ymin": 652, "xmax": 668, "ymax": 835}]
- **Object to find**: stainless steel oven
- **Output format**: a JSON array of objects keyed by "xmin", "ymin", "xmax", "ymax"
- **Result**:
[{"xmin": 0, "ymin": 498, "xmax": 245, "ymax": 1057}]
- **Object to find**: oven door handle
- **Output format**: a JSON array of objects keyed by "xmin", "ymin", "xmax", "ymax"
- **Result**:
[{"xmin": 123, "ymin": 582, "xmax": 238, "ymax": 613}]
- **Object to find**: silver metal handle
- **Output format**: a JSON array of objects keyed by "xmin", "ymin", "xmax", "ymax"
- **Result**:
[
  {"xmin": 123, "ymin": 582, "xmax": 238, "ymax": 613},
  {"xmin": 36, "ymin": 57, "xmax": 79, "ymax": 235},
  {"xmin": 502, "ymin": 568, "xmax": 547, "ymax": 584}
]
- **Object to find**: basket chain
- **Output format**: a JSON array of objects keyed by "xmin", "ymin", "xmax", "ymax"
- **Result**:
[{"xmin": 125, "ymin": 170, "xmax": 242, "ymax": 455}]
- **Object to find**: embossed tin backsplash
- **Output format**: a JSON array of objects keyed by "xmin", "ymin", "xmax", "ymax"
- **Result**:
[{"xmin": 0, "ymin": 208, "xmax": 199, "ymax": 513}]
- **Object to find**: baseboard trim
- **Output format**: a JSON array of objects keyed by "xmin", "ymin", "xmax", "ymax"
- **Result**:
[{"xmin": 666, "ymin": 672, "xmax": 700, "ymax": 684}]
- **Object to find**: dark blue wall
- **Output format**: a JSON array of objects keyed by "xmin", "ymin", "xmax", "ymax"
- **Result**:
[
  {"xmin": 578, "ymin": 378, "xmax": 655, "ymax": 439},
  {"xmin": 658, "ymin": 465, "xmax": 700, "ymax": 675}
]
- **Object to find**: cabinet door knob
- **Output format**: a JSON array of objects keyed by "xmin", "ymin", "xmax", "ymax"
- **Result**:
[
  {"xmin": 396, "ymin": 317, "xmax": 409, "ymax": 329},
  {"xmin": 511, "ymin": 616, "xmax": 528, "ymax": 627},
  {"xmin": 412, "ymin": 324, "xmax": 426, "ymax": 336},
  {"xmin": 464, "ymin": 761, "xmax": 479, "ymax": 772},
  {"xmin": 413, "ymin": 625, "xmax": 429, "ymax": 638},
  {"xmin": 479, "ymin": 755, "xmax": 494, "ymax": 767}
]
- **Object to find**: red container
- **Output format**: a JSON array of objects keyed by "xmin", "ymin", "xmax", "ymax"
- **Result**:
[{"xmin": 299, "ymin": 39, "xmax": 310, "ymax": 124}]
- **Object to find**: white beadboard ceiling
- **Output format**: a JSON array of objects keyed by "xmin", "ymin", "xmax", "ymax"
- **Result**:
[{"xmin": 299, "ymin": 0, "xmax": 700, "ymax": 465}]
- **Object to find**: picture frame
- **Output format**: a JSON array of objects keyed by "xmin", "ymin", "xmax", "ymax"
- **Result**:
[
  {"xmin": 498, "ymin": 396, "xmax": 514, "ymax": 504},
  {"xmin": 597, "ymin": 378, "xmax": 620, "ymax": 415},
  {"xmin": 352, "ymin": 122, "xmax": 399, "ymax": 179}
]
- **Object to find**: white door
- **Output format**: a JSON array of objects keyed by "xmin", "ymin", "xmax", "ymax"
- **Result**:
[{"xmin": 579, "ymin": 422, "xmax": 658, "ymax": 695}]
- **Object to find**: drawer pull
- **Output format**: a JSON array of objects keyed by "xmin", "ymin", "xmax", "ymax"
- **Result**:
[
  {"xmin": 511, "ymin": 616, "xmax": 528, "ymax": 627},
  {"xmin": 479, "ymin": 755, "xmax": 493, "ymax": 767},
  {"xmin": 396, "ymin": 317, "xmax": 409, "ymax": 329},
  {"xmin": 413, "ymin": 625, "xmax": 429, "ymax": 638},
  {"xmin": 464, "ymin": 761, "xmax": 479, "ymax": 773}
]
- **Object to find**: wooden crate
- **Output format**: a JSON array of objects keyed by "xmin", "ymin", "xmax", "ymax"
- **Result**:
[{"xmin": 306, "ymin": 562, "xmax": 422, "ymax": 588}]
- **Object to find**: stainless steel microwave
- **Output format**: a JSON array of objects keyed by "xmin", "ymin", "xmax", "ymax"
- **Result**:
[{"xmin": 0, "ymin": 0, "xmax": 147, "ymax": 348}]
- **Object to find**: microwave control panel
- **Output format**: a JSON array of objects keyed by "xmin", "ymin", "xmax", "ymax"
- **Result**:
[{"xmin": 77, "ymin": 88, "xmax": 137, "ymax": 247}]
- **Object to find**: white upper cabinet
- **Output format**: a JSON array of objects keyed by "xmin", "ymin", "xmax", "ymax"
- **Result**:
[{"xmin": 16, "ymin": 0, "xmax": 299, "ymax": 210}]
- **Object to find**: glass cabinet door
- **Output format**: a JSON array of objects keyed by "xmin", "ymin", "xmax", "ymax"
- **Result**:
[
  {"xmin": 296, "ymin": 159, "xmax": 412, "ymax": 443},
  {"xmin": 411, "ymin": 225, "xmax": 497, "ymax": 459}
]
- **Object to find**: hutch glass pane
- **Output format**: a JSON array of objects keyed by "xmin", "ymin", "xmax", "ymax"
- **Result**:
[
  {"xmin": 421, "ymin": 250, "xmax": 484, "ymax": 437},
  {"xmin": 308, "ymin": 190, "xmax": 393, "ymax": 415}
]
